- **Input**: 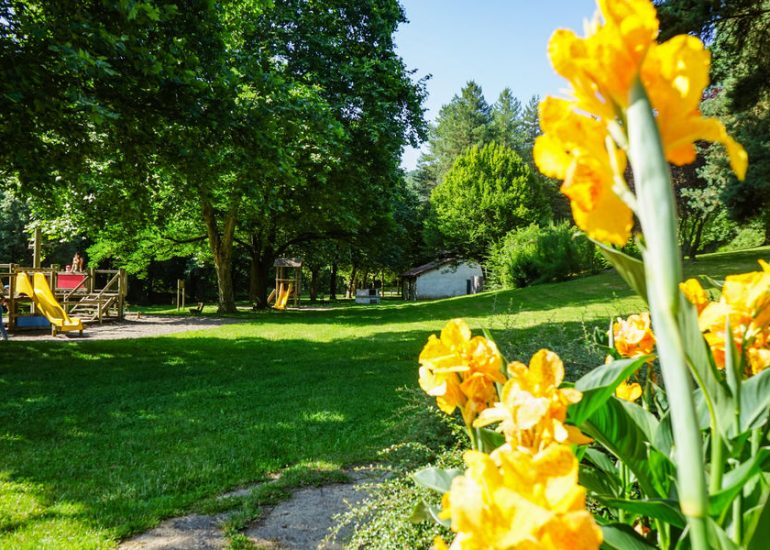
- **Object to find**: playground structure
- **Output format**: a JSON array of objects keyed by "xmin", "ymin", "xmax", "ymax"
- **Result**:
[
  {"xmin": 268, "ymin": 258, "xmax": 302, "ymax": 310},
  {"xmin": 1, "ymin": 264, "xmax": 127, "ymax": 333}
]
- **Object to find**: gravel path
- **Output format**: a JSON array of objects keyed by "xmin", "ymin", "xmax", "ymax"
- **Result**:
[
  {"xmin": 7, "ymin": 315, "xmax": 244, "ymax": 342},
  {"xmin": 119, "ymin": 468, "xmax": 383, "ymax": 550}
]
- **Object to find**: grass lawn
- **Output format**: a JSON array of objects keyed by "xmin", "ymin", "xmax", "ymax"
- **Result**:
[{"xmin": 1, "ymin": 247, "xmax": 767, "ymax": 548}]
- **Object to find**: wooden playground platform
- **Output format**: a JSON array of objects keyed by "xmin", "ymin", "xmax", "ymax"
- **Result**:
[{"xmin": 1, "ymin": 263, "xmax": 128, "ymax": 332}]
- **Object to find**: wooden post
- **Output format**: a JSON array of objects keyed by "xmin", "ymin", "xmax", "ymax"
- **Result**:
[
  {"xmin": 32, "ymin": 227, "xmax": 42, "ymax": 269},
  {"xmin": 7, "ymin": 264, "xmax": 16, "ymax": 331},
  {"xmin": 295, "ymin": 266, "xmax": 301, "ymax": 307},
  {"xmin": 88, "ymin": 267, "xmax": 95, "ymax": 293},
  {"xmin": 118, "ymin": 268, "xmax": 126, "ymax": 319},
  {"xmin": 50, "ymin": 264, "xmax": 58, "ymax": 293},
  {"xmin": 176, "ymin": 279, "xmax": 186, "ymax": 310}
]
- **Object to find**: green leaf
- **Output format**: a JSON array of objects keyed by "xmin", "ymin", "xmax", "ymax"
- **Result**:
[
  {"xmin": 580, "ymin": 465, "xmax": 621, "ymax": 498},
  {"xmin": 678, "ymin": 294, "xmax": 735, "ymax": 438},
  {"xmin": 745, "ymin": 487, "xmax": 770, "ymax": 550},
  {"xmin": 580, "ymin": 397, "xmax": 662, "ymax": 497},
  {"xmin": 739, "ymin": 367, "xmax": 770, "ymax": 432},
  {"xmin": 570, "ymin": 356, "xmax": 649, "ymax": 426},
  {"xmin": 600, "ymin": 524, "xmax": 658, "ymax": 549},
  {"xmin": 409, "ymin": 500, "xmax": 429, "ymax": 523},
  {"xmin": 477, "ymin": 427, "xmax": 505, "ymax": 453},
  {"xmin": 427, "ymin": 503, "xmax": 451, "ymax": 528},
  {"xmin": 412, "ymin": 467, "xmax": 463, "ymax": 494},
  {"xmin": 409, "ymin": 501, "xmax": 451, "ymax": 528},
  {"xmin": 593, "ymin": 240, "xmax": 647, "ymax": 300},
  {"xmin": 585, "ymin": 448, "xmax": 618, "ymax": 478},
  {"xmin": 653, "ymin": 411, "xmax": 673, "ymax": 457},
  {"xmin": 706, "ymin": 517, "xmax": 741, "ymax": 550},
  {"xmin": 599, "ymin": 497, "xmax": 686, "ymax": 529},
  {"xmin": 709, "ymin": 448, "xmax": 770, "ymax": 517},
  {"xmin": 618, "ymin": 398, "xmax": 659, "ymax": 443}
]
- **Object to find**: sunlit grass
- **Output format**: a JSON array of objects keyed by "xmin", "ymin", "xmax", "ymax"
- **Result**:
[{"xmin": 0, "ymin": 246, "xmax": 767, "ymax": 547}]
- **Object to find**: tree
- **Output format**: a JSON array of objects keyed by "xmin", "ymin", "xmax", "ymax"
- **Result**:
[
  {"xmin": 658, "ymin": 0, "xmax": 770, "ymax": 242},
  {"xmin": 5, "ymin": 0, "xmax": 426, "ymax": 313},
  {"xmin": 490, "ymin": 88, "xmax": 524, "ymax": 151},
  {"xmin": 419, "ymin": 80, "xmax": 492, "ymax": 189},
  {"xmin": 657, "ymin": 0, "xmax": 770, "ymax": 111},
  {"xmin": 238, "ymin": 0, "xmax": 427, "ymax": 308},
  {"xmin": 425, "ymin": 143, "xmax": 550, "ymax": 260},
  {"xmin": 0, "ymin": 188, "xmax": 31, "ymax": 263}
]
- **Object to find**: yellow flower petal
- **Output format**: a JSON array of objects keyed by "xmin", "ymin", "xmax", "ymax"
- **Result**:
[{"xmin": 615, "ymin": 380, "xmax": 643, "ymax": 402}]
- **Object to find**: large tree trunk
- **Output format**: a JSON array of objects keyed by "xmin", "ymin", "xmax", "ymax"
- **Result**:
[
  {"xmin": 248, "ymin": 239, "xmax": 274, "ymax": 310},
  {"xmin": 201, "ymin": 198, "xmax": 238, "ymax": 313},
  {"xmin": 347, "ymin": 265, "xmax": 357, "ymax": 298},
  {"xmin": 329, "ymin": 262, "xmax": 338, "ymax": 300},
  {"xmin": 309, "ymin": 266, "xmax": 320, "ymax": 302}
]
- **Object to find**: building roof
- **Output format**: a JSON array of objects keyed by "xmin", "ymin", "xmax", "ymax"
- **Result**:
[
  {"xmin": 274, "ymin": 257, "xmax": 303, "ymax": 268},
  {"xmin": 401, "ymin": 258, "xmax": 470, "ymax": 278}
]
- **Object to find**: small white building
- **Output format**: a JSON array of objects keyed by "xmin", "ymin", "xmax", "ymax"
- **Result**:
[{"xmin": 401, "ymin": 259, "xmax": 483, "ymax": 300}]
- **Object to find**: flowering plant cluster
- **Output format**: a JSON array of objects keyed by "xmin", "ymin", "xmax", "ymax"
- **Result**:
[
  {"xmin": 411, "ymin": 1, "xmax": 770, "ymax": 549},
  {"xmin": 418, "ymin": 322, "xmax": 602, "ymax": 549}
]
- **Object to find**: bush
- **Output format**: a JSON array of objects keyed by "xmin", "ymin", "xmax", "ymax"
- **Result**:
[
  {"xmin": 718, "ymin": 218, "xmax": 765, "ymax": 252},
  {"xmin": 326, "ymin": 388, "xmax": 462, "ymax": 549},
  {"xmin": 487, "ymin": 222, "xmax": 602, "ymax": 289}
]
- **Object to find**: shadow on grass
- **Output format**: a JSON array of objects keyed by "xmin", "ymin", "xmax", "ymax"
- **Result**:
[
  {"xmin": 0, "ymin": 314, "xmax": 611, "ymax": 545},
  {"xmin": 1, "ymin": 247, "xmax": 767, "ymax": 546}
]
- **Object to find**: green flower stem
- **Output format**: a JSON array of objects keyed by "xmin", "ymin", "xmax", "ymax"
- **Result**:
[
  {"xmin": 466, "ymin": 425, "xmax": 478, "ymax": 451},
  {"xmin": 732, "ymin": 492, "xmax": 743, "ymax": 544},
  {"xmin": 627, "ymin": 77, "xmax": 709, "ymax": 550},
  {"xmin": 710, "ymin": 429, "xmax": 724, "ymax": 493}
]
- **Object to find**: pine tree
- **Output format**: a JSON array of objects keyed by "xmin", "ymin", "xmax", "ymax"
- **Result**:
[
  {"xmin": 419, "ymin": 80, "xmax": 493, "ymax": 187},
  {"xmin": 490, "ymin": 87, "xmax": 524, "ymax": 151}
]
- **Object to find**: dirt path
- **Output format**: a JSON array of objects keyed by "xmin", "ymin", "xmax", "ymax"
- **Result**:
[
  {"xmin": 8, "ymin": 316, "xmax": 245, "ymax": 342},
  {"xmin": 119, "ymin": 468, "xmax": 381, "ymax": 550}
]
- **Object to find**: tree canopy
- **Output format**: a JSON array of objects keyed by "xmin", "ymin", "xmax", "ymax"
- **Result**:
[
  {"xmin": 425, "ymin": 143, "xmax": 550, "ymax": 260},
  {"xmin": 1, "ymin": 0, "xmax": 427, "ymax": 311}
]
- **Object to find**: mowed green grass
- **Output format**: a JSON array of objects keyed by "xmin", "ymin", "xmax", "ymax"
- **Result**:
[{"xmin": 0, "ymin": 247, "xmax": 767, "ymax": 548}]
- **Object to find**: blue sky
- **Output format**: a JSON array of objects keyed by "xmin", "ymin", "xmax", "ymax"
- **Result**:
[{"xmin": 396, "ymin": 0, "xmax": 596, "ymax": 170}]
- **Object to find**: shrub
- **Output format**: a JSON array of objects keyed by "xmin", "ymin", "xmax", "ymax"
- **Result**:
[
  {"xmin": 327, "ymin": 388, "xmax": 461, "ymax": 549},
  {"xmin": 718, "ymin": 218, "xmax": 765, "ymax": 252},
  {"xmin": 487, "ymin": 222, "xmax": 601, "ymax": 289}
]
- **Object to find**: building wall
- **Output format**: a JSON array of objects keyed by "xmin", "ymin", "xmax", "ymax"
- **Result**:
[{"xmin": 415, "ymin": 262, "xmax": 483, "ymax": 299}]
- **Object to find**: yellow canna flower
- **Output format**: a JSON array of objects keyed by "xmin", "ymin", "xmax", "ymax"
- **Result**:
[
  {"xmin": 613, "ymin": 312, "xmax": 656, "ymax": 359},
  {"xmin": 697, "ymin": 261, "xmax": 770, "ymax": 375},
  {"xmin": 536, "ymin": 0, "xmax": 747, "ymax": 246},
  {"xmin": 419, "ymin": 319, "xmax": 506, "ymax": 426},
  {"xmin": 680, "ymin": 278, "xmax": 710, "ymax": 314},
  {"xmin": 615, "ymin": 380, "xmax": 643, "ymax": 402},
  {"xmin": 439, "ymin": 444, "xmax": 602, "ymax": 549},
  {"xmin": 474, "ymin": 350, "xmax": 589, "ymax": 453},
  {"xmin": 534, "ymin": 97, "xmax": 633, "ymax": 246},
  {"xmin": 640, "ymin": 35, "xmax": 747, "ymax": 178}
]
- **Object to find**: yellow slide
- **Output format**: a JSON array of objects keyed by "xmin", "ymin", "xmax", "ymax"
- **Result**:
[
  {"xmin": 15, "ymin": 272, "xmax": 83, "ymax": 335},
  {"xmin": 273, "ymin": 283, "xmax": 293, "ymax": 311}
]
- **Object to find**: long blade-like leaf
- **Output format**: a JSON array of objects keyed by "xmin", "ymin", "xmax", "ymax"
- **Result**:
[
  {"xmin": 570, "ymin": 356, "xmax": 649, "ymax": 426},
  {"xmin": 601, "ymin": 524, "xmax": 658, "ymax": 549},
  {"xmin": 412, "ymin": 467, "xmax": 463, "ymax": 494},
  {"xmin": 593, "ymin": 240, "xmax": 647, "ymax": 301}
]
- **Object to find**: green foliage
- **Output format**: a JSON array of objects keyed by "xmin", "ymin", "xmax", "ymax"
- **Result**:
[
  {"xmin": 327, "ymin": 473, "xmax": 452, "ymax": 550},
  {"xmin": 328, "ymin": 388, "xmax": 462, "ymax": 550},
  {"xmin": 426, "ymin": 143, "xmax": 549, "ymax": 260},
  {"xmin": 658, "ymin": 0, "xmax": 770, "ymax": 112},
  {"xmin": 0, "ymin": 188, "xmax": 30, "ymax": 263},
  {"xmin": 718, "ymin": 219, "xmax": 766, "ymax": 252},
  {"xmin": 423, "ymin": 81, "xmax": 493, "ymax": 185},
  {"xmin": 487, "ymin": 222, "xmax": 600, "ymax": 289}
]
